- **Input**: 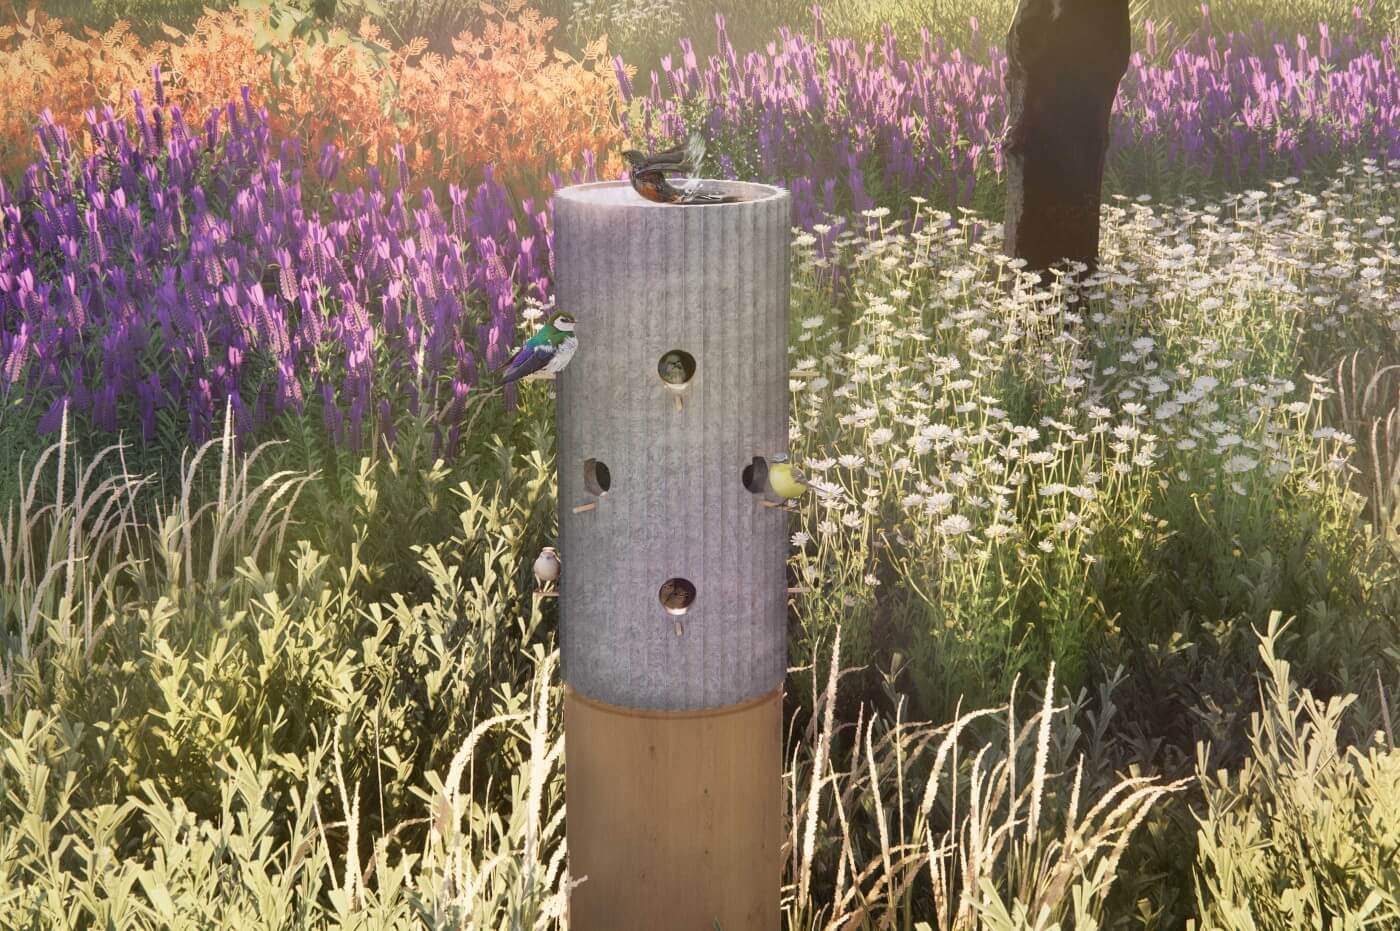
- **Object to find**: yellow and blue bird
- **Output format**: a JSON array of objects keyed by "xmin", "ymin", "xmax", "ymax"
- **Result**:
[
  {"xmin": 497, "ymin": 312, "xmax": 577, "ymax": 387},
  {"xmin": 765, "ymin": 454, "xmax": 810, "ymax": 501}
]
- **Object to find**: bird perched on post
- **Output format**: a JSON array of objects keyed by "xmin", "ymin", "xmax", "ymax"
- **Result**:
[
  {"xmin": 622, "ymin": 133, "xmax": 740, "ymax": 206},
  {"xmin": 533, "ymin": 547, "xmax": 561, "ymax": 591},
  {"xmin": 765, "ymin": 454, "xmax": 810, "ymax": 501},
  {"xmin": 497, "ymin": 312, "xmax": 577, "ymax": 387}
]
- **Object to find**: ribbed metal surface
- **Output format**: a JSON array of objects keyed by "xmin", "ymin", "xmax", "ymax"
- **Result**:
[{"xmin": 554, "ymin": 180, "xmax": 790, "ymax": 711}]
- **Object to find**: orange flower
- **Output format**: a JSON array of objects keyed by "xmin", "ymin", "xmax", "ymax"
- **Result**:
[
  {"xmin": 0, "ymin": 1, "xmax": 624, "ymax": 195},
  {"xmin": 0, "ymin": 13, "xmax": 153, "ymax": 175}
]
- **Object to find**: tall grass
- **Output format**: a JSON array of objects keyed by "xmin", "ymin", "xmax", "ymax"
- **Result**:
[
  {"xmin": 0, "ymin": 422, "xmax": 1186, "ymax": 925},
  {"xmin": 9, "ymin": 410, "xmax": 1389, "ymax": 926},
  {"xmin": 808, "ymin": 0, "xmax": 1397, "ymax": 55},
  {"xmin": 784, "ymin": 630, "xmax": 1189, "ymax": 929},
  {"xmin": 1190, "ymin": 613, "xmax": 1400, "ymax": 928},
  {"xmin": 0, "ymin": 396, "xmax": 562, "ymax": 885}
]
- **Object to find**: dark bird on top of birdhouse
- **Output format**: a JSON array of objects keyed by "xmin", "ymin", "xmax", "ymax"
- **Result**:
[{"xmin": 622, "ymin": 133, "xmax": 741, "ymax": 205}]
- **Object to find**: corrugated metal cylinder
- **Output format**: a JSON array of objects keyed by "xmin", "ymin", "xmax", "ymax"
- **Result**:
[
  {"xmin": 554, "ymin": 179, "xmax": 790, "ymax": 930},
  {"xmin": 554, "ymin": 179, "xmax": 791, "ymax": 712}
]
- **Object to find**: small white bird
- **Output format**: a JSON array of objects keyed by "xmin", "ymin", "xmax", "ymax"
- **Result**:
[{"xmin": 533, "ymin": 547, "xmax": 561, "ymax": 591}]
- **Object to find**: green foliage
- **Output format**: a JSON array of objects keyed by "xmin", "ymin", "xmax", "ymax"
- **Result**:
[
  {"xmin": 34, "ymin": 0, "xmax": 388, "ymax": 38},
  {"xmin": 0, "ymin": 481, "xmax": 1184, "ymax": 927},
  {"xmin": 564, "ymin": 0, "xmax": 812, "ymax": 76},
  {"xmin": 35, "ymin": 0, "xmax": 223, "ymax": 36},
  {"xmin": 1191, "ymin": 612, "xmax": 1400, "ymax": 929},
  {"xmin": 783, "ymin": 166, "xmax": 1400, "ymax": 723},
  {"xmin": 0, "ymin": 661, "xmax": 569, "ymax": 927},
  {"xmin": 241, "ymin": 0, "xmax": 394, "ymax": 88},
  {"xmin": 785, "ymin": 631, "xmax": 1188, "ymax": 930},
  {"xmin": 0, "ymin": 394, "xmax": 564, "ymax": 924}
]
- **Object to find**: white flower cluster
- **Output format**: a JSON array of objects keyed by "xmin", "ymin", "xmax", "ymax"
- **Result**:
[{"xmin": 783, "ymin": 162, "xmax": 1396, "ymax": 600}]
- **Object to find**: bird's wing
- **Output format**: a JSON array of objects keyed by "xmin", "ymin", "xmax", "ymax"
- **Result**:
[
  {"xmin": 638, "ymin": 143, "xmax": 690, "ymax": 174},
  {"xmin": 544, "ymin": 336, "xmax": 578, "ymax": 375},
  {"xmin": 499, "ymin": 344, "xmax": 552, "ymax": 385},
  {"xmin": 493, "ymin": 343, "xmax": 529, "ymax": 373},
  {"xmin": 493, "ymin": 324, "xmax": 553, "ymax": 372},
  {"xmin": 678, "ymin": 187, "xmax": 740, "ymax": 205},
  {"xmin": 641, "ymin": 132, "xmax": 706, "ymax": 176},
  {"xmin": 674, "ymin": 132, "xmax": 709, "ymax": 193},
  {"xmin": 672, "ymin": 134, "xmax": 738, "ymax": 203}
]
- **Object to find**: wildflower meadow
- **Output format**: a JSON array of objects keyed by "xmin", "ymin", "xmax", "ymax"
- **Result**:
[{"xmin": 2, "ymin": 0, "xmax": 1400, "ymax": 927}]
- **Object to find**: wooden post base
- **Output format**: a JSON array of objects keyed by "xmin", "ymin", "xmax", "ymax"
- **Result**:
[{"xmin": 564, "ymin": 685, "xmax": 783, "ymax": 931}]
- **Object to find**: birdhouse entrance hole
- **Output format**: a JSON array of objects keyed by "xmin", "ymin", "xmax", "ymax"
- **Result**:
[
  {"xmin": 657, "ymin": 350, "xmax": 697, "ymax": 389},
  {"xmin": 742, "ymin": 456, "xmax": 768, "ymax": 494},
  {"xmin": 583, "ymin": 459, "xmax": 611, "ymax": 495},
  {"xmin": 659, "ymin": 578, "xmax": 697, "ymax": 615}
]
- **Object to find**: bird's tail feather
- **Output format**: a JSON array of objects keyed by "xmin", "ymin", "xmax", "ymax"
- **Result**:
[{"xmin": 680, "ymin": 189, "xmax": 741, "ymax": 205}]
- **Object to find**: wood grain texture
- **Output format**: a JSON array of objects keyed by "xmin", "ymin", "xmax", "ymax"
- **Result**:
[{"xmin": 564, "ymin": 686, "xmax": 783, "ymax": 931}]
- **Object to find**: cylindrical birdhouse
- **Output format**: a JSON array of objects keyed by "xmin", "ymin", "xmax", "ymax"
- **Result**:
[{"xmin": 554, "ymin": 179, "xmax": 791, "ymax": 930}]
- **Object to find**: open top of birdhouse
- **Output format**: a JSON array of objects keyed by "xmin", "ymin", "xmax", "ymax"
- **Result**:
[{"xmin": 556, "ymin": 179, "xmax": 785, "ymax": 207}]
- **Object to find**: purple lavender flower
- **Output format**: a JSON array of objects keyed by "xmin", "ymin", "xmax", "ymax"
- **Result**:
[
  {"xmin": 0, "ymin": 75, "xmax": 551, "ymax": 457},
  {"xmin": 632, "ymin": 9, "xmax": 1400, "ymax": 224}
]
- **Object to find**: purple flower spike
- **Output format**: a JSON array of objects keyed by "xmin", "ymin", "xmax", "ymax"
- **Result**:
[{"xmin": 1, "ymin": 83, "xmax": 550, "ymax": 453}]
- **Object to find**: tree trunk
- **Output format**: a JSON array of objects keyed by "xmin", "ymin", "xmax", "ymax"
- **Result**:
[{"xmin": 1003, "ymin": 0, "xmax": 1132, "ymax": 279}]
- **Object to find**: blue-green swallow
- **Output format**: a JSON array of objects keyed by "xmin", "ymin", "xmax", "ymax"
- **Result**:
[{"xmin": 497, "ymin": 312, "xmax": 577, "ymax": 387}]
